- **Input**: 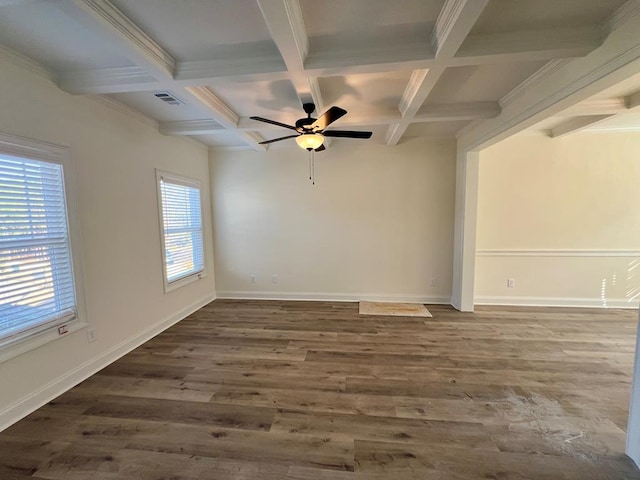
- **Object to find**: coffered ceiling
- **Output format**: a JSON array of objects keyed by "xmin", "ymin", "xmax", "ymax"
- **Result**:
[{"xmin": 0, "ymin": 0, "xmax": 636, "ymax": 149}]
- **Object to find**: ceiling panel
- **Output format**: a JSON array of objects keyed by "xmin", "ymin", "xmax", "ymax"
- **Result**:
[
  {"xmin": 111, "ymin": 0, "xmax": 278, "ymax": 60},
  {"xmin": 210, "ymin": 80, "xmax": 302, "ymax": 118},
  {"xmin": 303, "ymin": 0, "xmax": 444, "ymax": 51},
  {"xmin": 319, "ymin": 71, "xmax": 413, "ymax": 112},
  {"xmin": 471, "ymin": 0, "xmax": 627, "ymax": 34},
  {"xmin": 0, "ymin": 1, "xmax": 132, "ymax": 71},
  {"xmin": 403, "ymin": 121, "xmax": 470, "ymax": 138},
  {"xmin": 425, "ymin": 61, "xmax": 547, "ymax": 104},
  {"xmin": 108, "ymin": 91, "xmax": 216, "ymax": 123}
]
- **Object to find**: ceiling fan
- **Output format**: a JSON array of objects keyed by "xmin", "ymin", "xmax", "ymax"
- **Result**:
[{"xmin": 250, "ymin": 103, "xmax": 372, "ymax": 152}]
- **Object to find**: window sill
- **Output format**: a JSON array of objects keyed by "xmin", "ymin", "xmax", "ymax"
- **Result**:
[
  {"xmin": 164, "ymin": 271, "xmax": 206, "ymax": 293},
  {"xmin": 0, "ymin": 320, "xmax": 89, "ymax": 364}
]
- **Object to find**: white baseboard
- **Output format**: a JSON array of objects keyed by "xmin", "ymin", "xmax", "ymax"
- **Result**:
[
  {"xmin": 216, "ymin": 290, "xmax": 451, "ymax": 305},
  {"xmin": 0, "ymin": 293, "xmax": 216, "ymax": 432},
  {"xmin": 475, "ymin": 295, "xmax": 639, "ymax": 309}
]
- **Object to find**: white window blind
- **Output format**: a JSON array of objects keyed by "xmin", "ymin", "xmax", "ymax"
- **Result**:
[
  {"xmin": 0, "ymin": 155, "xmax": 76, "ymax": 342},
  {"xmin": 158, "ymin": 174, "xmax": 204, "ymax": 286}
]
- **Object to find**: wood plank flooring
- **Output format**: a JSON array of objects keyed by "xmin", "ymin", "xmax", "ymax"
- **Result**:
[{"xmin": 1, "ymin": 300, "xmax": 640, "ymax": 479}]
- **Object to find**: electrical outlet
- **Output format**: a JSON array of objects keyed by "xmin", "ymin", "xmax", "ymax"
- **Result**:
[
  {"xmin": 507, "ymin": 278, "xmax": 515, "ymax": 288},
  {"xmin": 250, "ymin": 275, "xmax": 256, "ymax": 283},
  {"xmin": 272, "ymin": 274, "xmax": 279, "ymax": 284},
  {"xmin": 430, "ymin": 278, "xmax": 438, "ymax": 287},
  {"xmin": 87, "ymin": 328, "xmax": 97, "ymax": 343}
]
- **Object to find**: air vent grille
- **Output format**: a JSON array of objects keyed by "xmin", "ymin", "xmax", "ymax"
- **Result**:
[{"xmin": 154, "ymin": 91, "xmax": 183, "ymax": 106}]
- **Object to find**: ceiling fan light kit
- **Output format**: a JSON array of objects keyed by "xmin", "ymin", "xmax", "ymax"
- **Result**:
[{"xmin": 296, "ymin": 133, "xmax": 324, "ymax": 151}]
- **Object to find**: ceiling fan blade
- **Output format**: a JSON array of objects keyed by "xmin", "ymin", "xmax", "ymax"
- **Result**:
[
  {"xmin": 311, "ymin": 106, "xmax": 347, "ymax": 131},
  {"xmin": 314, "ymin": 144, "xmax": 326, "ymax": 152},
  {"xmin": 258, "ymin": 134, "xmax": 299, "ymax": 145},
  {"xmin": 250, "ymin": 116, "xmax": 298, "ymax": 131},
  {"xmin": 323, "ymin": 130, "xmax": 372, "ymax": 139}
]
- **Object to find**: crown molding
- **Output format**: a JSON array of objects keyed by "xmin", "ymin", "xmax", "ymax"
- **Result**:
[
  {"xmin": 431, "ymin": 0, "xmax": 489, "ymax": 58},
  {"xmin": 283, "ymin": 0, "xmax": 308, "ymax": 63},
  {"xmin": 184, "ymin": 86, "xmax": 239, "ymax": 128},
  {"xmin": 0, "ymin": 44, "xmax": 55, "ymax": 82},
  {"xmin": 160, "ymin": 120, "xmax": 223, "ymax": 136},
  {"xmin": 399, "ymin": 69, "xmax": 430, "ymax": 116},
  {"xmin": 549, "ymin": 114, "xmax": 614, "ymax": 138},
  {"xmin": 562, "ymin": 97, "xmax": 628, "ymax": 116},
  {"xmin": 87, "ymin": 94, "xmax": 159, "ymax": 129},
  {"xmin": 58, "ymin": 66, "xmax": 157, "ymax": 94},
  {"xmin": 500, "ymin": 59, "xmax": 573, "ymax": 108},
  {"xmin": 431, "ymin": 0, "xmax": 467, "ymax": 55},
  {"xmin": 605, "ymin": 0, "xmax": 640, "ymax": 34},
  {"xmin": 72, "ymin": 0, "xmax": 175, "ymax": 77}
]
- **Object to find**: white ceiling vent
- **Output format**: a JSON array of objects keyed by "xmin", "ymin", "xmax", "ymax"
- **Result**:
[{"xmin": 153, "ymin": 91, "xmax": 183, "ymax": 106}]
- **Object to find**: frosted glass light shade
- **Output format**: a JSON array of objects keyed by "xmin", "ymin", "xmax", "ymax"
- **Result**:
[{"xmin": 296, "ymin": 133, "xmax": 324, "ymax": 150}]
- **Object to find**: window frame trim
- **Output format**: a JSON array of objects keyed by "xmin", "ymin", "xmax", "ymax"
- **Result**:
[
  {"xmin": 0, "ymin": 131, "xmax": 88, "ymax": 363},
  {"xmin": 155, "ymin": 169, "xmax": 206, "ymax": 293}
]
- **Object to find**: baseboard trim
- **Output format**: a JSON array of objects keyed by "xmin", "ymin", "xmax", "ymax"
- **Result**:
[
  {"xmin": 216, "ymin": 290, "xmax": 451, "ymax": 305},
  {"xmin": 475, "ymin": 295, "xmax": 639, "ymax": 309},
  {"xmin": 0, "ymin": 293, "xmax": 216, "ymax": 432}
]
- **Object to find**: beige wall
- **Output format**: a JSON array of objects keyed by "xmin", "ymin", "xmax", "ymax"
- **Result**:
[
  {"xmin": 476, "ymin": 133, "xmax": 640, "ymax": 307},
  {"xmin": 210, "ymin": 138, "xmax": 456, "ymax": 302},
  {"xmin": 0, "ymin": 59, "xmax": 215, "ymax": 428}
]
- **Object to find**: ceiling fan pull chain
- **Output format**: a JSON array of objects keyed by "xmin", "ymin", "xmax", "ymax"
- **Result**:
[
  {"xmin": 312, "ymin": 150, "xmax": 315, "ymax": 185},
  {"xmin": 309, "ymin": 152, "xmax": 312, "ymax": 180}
]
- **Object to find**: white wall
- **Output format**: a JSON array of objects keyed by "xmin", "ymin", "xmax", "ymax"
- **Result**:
[
  {"xmin": 475, "ymin": 133, "xmax": 640, "ymax": 308},
  {"xmin": 0, "ymin": 58, "xmax": 215, "ymax": 429},
  {"xmin": 210, "ymin": 138, "xmax": 455, "ymax": 302}
]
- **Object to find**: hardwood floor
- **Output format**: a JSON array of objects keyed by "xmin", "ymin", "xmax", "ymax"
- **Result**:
[{"xmin": 1, "ymin": 300, "xmax": 639, "ymax": 479}]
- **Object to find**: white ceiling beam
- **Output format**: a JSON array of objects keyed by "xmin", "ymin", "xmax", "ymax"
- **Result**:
[
  {"xmin": 183, "ymin": 87, "xmax": 266, "ymax": 151},
  {"xmin": 160, "ymin": 120, "xmax": 221, "ymax": 136},
  {"xmin": 256, "ymin": 0, "xmax": 323, "ymax": 110},
  {"xmin": 256, "ymin": 0, "xmax": 307, "ymax": 71},
  {"xmin": 57, "ymin": 0, "xmax": 175, "ymax": 80},
  {"xmin": 430, "ymin": 0, "xmax": 490, "ymax": 58},
  {"xmin": 561, "ymin": 98, "xmax": 628, "ymax": 116},
  {"xmin": 386, "ymin": 0, "xmax": 489, "ymax": 145},
  {"xmin": 625, "ymin": 90, "xmax": 640, "ymax": 109},
  {"xmin": 549, "ymin": 115, "xmax": 615, "ymax": 138}
]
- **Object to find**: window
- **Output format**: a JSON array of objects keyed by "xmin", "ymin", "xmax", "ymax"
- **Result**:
[
  {"xmin": 0, "ymin": 133, "xmax": 84, "ymax": 355},
  {"xmin": 156, "ymin": 170, "xmax": 205, "ymax": 291}
]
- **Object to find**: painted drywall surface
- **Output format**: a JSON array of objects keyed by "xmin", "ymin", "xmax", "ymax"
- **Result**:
[
  {"xmin": 475, "ymin": 133, "xmax": 640, "ymax": 307},
  {"xmin": 210, "ymin": 138, "xmax": 455, "ymax": 301},
  {"xmin": 0, "ymin": 59, "xmax": 215, "ymax": 424}
]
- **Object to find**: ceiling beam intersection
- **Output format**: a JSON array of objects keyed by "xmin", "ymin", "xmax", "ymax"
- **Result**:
[{"xmin": 386, "ymin": 0, "xmax": 490, "ymax": 145}]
